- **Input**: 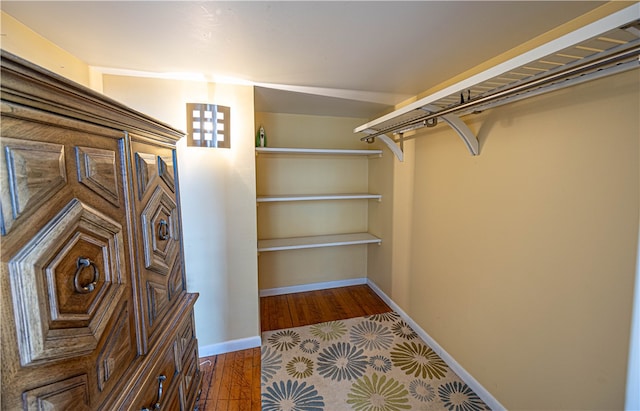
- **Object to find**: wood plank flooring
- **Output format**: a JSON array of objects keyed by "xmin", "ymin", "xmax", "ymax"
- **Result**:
[{"xmin": 196, "ymin": 284, "xmax": 391, "ymax": 411}]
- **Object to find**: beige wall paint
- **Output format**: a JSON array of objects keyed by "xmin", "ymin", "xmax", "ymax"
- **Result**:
[
  {"xmin": 255, "ymin": 112, "xmax": 368, "ymax": 150},
  {"xmin": 255, "ymin": 112, "xmax": 376, "ymax": 290},
  {"xmin": 258, "ymin": 246, "xmax": 369, "ymax": 290},
  {"xmin": 1, "ymin": 11, "xmax": 93, "ymax": 88},
  {"xmin": 367, "ymin": 137, "xmax": 415, "ymax": 302},
  {"xmin": 101, "ymin": 75, "xmax": 260, "ymax": 349},
  {"xmin": 369, "ymin": 69, "xmax": 639, "ymax": 409}
]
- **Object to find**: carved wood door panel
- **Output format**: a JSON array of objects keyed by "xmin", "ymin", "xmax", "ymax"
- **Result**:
[
  {"xmin": 129, "ymin": 138, "xmax": 186, "ymax": 354},
  {"xmin": 0, "ymin": 110, "xmax": 139, "ymax": 410},
  {"xmin": 1, "ymin": 52, "xmax": 201, "ymax": 411}
]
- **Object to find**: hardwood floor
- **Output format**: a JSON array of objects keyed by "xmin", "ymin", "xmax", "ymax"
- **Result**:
[{"xmin": 196, "ymin": 284, "xmax": 391, "ymax": 411}]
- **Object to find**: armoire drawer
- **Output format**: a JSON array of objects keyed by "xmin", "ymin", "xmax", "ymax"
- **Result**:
[
  {"xmin": 129, "ymin": 344, "xmax": 179, "ymax": 411},
  {"xmin": 180, "ymin": 340, "xmax": 202, "ymax": 411},
  {"xmin": 175, "ymin": 311, "xmax": 197, "ymax": 364},
  {"xmin": 22, "ymin": 375, "xmax": 91, "ymax": 411}
]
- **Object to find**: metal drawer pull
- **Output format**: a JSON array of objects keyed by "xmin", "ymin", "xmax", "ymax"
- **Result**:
[
  {"xmin": 158, "ymin": 219, "xmax": 169, "ymax": 240},
  {"xmin": 141, "ymin": 374, "xmax": 167, "ymax": 411},
  {"xmin": 73, "ymin": 257, "xmax": 99, "ymax": 294}
]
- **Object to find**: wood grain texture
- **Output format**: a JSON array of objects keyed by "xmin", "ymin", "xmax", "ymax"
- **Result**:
[
  {"xmin": 1, "ymin": 50, "xmax": 200, "ymax": 411},
  {"xmin": 0, "ymin": 136, "xmax": 66, "ymax": 235},
  {"xmin": 75, "ymin": 146, "xmax": 120, "ymax": 206},
  {"xmin": 129, "ymin": 140, "xmax": 184, "ymax": 355},
  {"xmin": 197, "ymin": 284, "xmax": 391, "ymax": 410}
]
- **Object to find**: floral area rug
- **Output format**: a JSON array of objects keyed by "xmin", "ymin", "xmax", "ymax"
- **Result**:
[{"xmin": 261, "ymin": 311, "xmax": 491, "ymax": 410}]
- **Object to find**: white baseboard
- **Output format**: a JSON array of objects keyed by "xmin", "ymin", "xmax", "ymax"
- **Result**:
[
  {"xmin": 198, "ymin": 335, "xmax": 262, "ymax": 358},
  {"xmin": 259, "ymin": 277, "xmax": 367, "ymax": 297},
  {"xmin": 366, "ymin": 279, "xmax": 507, "ymax": 411},
  {"xmin": 201, "ymin": 278, "xmax": 368, "ymax": 357}
]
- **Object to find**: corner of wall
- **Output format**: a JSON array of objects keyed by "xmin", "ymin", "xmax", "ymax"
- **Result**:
[{"xmin": 1, "ymin": 11, "xmax": 92, "ymax": 88}]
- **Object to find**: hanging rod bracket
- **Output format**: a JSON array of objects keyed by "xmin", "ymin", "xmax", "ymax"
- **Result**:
[
  {"xmin": 378, "ymin": 133, "xmax": 404, "ymax": 162},
  {"xmin": 363, "ymin": 130, "xmax": 404, "ymax": 161},
  {"xmin": 422, "ymin": 105, "xmax": 479, "ymax": 156},
  {"xmin": 360, "ymin": 107, "xmax": 479, "ymax": 159}
]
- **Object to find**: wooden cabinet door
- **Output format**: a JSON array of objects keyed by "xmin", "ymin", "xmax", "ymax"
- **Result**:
[
  {"xmin": 0, "ymin": 109, "xmax": 138, "ymax": 410},
  {"xmin": 128, "ymin": 137, "xmax": 186, "ymax": 353}
]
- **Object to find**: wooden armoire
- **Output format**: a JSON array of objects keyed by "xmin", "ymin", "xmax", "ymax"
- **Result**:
[{"xmin": 0, "ymin": 51, "xmax": 201, "ymax": 410}]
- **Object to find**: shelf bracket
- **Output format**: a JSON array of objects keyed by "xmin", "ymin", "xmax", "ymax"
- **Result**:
[
  {"xmin": 362, "ymin": 104, "xmax": 477, "ymax": 161},
  {"xmin": 364, "ymin": 131, "xmax": 404, "ymax": 162},
  {"xmin": 422, "ymin": 104, "xmax": 478, "ymax": 156}
]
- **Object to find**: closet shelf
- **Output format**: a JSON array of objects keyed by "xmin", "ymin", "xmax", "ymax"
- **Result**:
[
  {"xmin": 258, "ymin": 233, "xmax": 382, "ymax": 252},
  {"xmin": 256, "ymin": 147, "xmax": 382, "ymax": 156},
  {"xmin": 257, "ymin": 193, "xmax": 382, "ymax": 203},
  {"xmin": 355, "ymin": 4, "xmax": 640, "ymax": 160}
]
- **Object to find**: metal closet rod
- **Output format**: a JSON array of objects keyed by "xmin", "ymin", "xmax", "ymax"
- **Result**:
[{"xmin": 360, "ymin": 42, "xmax": 640, "ymax": 141}]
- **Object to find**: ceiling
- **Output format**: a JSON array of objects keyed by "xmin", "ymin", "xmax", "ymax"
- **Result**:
[{"xmin": 1, "ymin": 1, "xmax": 608, "ymax": 119}]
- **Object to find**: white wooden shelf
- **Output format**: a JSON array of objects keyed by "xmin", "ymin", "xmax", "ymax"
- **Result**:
[
  {"xmin": 258, "ymin": 233, "xmax": 381, "ymax": 252},
  {"xmin": 256, "ymin": 144, "xmax": 383, "ymax": 255},
  {"xmin": 257, "ymin": 193, "xmax": 381, "ymax": 203},
  {"xmin": 256, "ymin": 147, "xmax": 382, "ymax": 156}
]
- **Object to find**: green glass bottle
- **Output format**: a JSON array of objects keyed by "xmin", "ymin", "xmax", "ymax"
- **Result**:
[{"xmin": 256, "ymin": 125, "xmax": 267, "ymax": 147}]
